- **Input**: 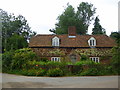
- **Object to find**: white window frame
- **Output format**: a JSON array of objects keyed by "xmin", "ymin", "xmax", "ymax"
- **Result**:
[
  {"xmin": 88, "ymin": 37, "xmax": 96, "ymax": 47},
  {"xmin": 52, "ymin": 36, "xmax": 59, "ymax": 46},
  {"xmin": 51, "ymin": 57, "xmax": 60, "ymax": 62},
  {"xmin": 90, "ymin": 57, "xmax": 99, "ymax": 63}
]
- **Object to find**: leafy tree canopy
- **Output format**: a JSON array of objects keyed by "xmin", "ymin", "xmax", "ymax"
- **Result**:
[
  {"xmin": 0, "ymin": 9, "xmax": 36, "ymax": 52},
  {"xmin": 110, "ymin": 31, "xmax": 120, "ymax": 46},
  {"xmin": 49, "ymin": 2, "xmax": 96, "ymax": 35}
]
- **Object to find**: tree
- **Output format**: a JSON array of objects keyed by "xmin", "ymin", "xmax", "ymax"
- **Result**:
[
  {"xmin": 0, "ymin": 9, "xmax": 36, "ymax": 52},
  {"xmin": 50, "ymin": 2, "xmax": 96, "ymax": 35},
  {"xmin": 110, "ymin": 31, "xmax": 120, "ymax": 74},
  {"xmin": 76, "ymin": 2, "xmax": 96, "ymax": 34},
  {"xmin": 110, "ymin": 31, "xmax": 120, "ymax": 46},
  {"xmin": 92, "ymin": 16, "xmax": 106, "ymax": 35},
  {"xmin": 6, "ymin": 34, "xmax": 28, "ymax": 51}
]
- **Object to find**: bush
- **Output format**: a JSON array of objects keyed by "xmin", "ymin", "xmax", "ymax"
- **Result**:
[
  {"xmin": 47, "ymin": 68, "xmax": 64, "ymax": 77},
  {"xmin": 27, "ymin": 60, "xmax": 46, "ymax": 66},
  {"xmin": 75, "ymin": 60, "xmax": 96, "ymax": 65},
  {"xmin": 22, "ymin": 68, "xmax": 46, "ymax": 76},
  {"xmin": 2, "ymin": 51, "xmax": 15, "ymax": 71},
  {"xmin": 11, "ymin": 48, "xmax": 38, "ymax": 70},
  {"xmin": 40, "ymin": 57, "xmax": 49, "ymax": 62},
  {"xmin": 80, "ymin": 68, "xmax": 100, "ymax": 76},
  {"xmin": 6, "ymin": 68, "xmax": 46, "ymax": 76},
  {"xmin": 80, "ymin": 54, "xmax": 89, "ymax": 61},
  {"xmin": 46, "ymin": 61, "xmax": 63, "ymax": 66}
]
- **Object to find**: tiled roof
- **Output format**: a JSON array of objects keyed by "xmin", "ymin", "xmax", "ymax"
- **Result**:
[{"xmin": 29, "ymin": 34, "xmax": 116, "ymax": 47}]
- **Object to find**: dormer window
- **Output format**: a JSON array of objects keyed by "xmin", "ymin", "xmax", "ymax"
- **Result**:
[
  {"xmin": 52, "ymin": 36, "xmax": 59, "ymax": 46},
  {"xmin": 88, "ymin": 37, "xmax": 96, "ymax": 47}
]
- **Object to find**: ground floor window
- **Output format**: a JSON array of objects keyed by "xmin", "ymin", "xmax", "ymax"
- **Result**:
[
  {"xmin": 51, "ymin": 57, "xmax": 60, "ymax": 62},
  {"xmin": 90, "ymin": 57, "xmax": 99, "ymax": 63}
]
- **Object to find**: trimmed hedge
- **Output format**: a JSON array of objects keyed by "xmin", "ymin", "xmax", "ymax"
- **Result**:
[{"xmin": 47, "ymin": 68, "xmax": 64, "ymax": 77}]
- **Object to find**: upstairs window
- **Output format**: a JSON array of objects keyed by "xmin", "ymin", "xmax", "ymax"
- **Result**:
[
  {"xmin": 88, "ymin": 37, "xmax": 96, "ymax": 47},
  {"xmin": 52, "ymin": 36, "xmax": 59, "ymax": 46}
]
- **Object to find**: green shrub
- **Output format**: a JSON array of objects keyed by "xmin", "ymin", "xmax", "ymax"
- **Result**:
[
  {"xmin": 27, "ymin": 60, "xmax": 46, "ymax": 66},
  {"xmin": 46, "ymin": 61, "xmax": 62, "ymax": 66},
  {"xmin": 11, "ymin": 48, "xmax": 38, "ymax": 70},
  {"xmin": 75, "ymin": 60, "xmax": 96, "ymax": 65},
  {"xmin": 22, "ymin": 68, "xmax": 46, "ymax": 76},
  {"xmin": 80, "ymin": 68, "xmax": 100, "ymax": 76},
  {"xmin": 6, "ymin": 68, "xmax": 46, "ymax": 76},
  {"xmin": 80, "ymin": 54, "xmax": 89, "ymax": 61},
  {"xmin": 2, "ymin": 51, "xmax": 15, "ymax": 71},
  {"xmin": 40, "ymin": 57, "xmax": 49, "ymax": 62},
  {"xmin": 47, "ymin": 68, "xmax": 64, "ymax": 77}
]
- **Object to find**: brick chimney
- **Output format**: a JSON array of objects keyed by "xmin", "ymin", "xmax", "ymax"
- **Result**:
[{"xmin": 68, "ymin": 26, "xmax": 76, "ymax": 38}]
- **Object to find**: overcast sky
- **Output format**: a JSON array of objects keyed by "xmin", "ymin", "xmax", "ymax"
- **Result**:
[{"xmin": 0, "ymin": 0, "xmax": 119, "ymax": 35}]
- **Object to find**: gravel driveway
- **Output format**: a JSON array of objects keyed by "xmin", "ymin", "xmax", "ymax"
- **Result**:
[{"xmin": 1, "ymin": 73, "xmax": 119, "ymax": 88}]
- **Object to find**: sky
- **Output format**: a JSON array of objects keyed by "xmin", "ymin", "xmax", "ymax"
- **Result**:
[{"xmin": 0, "ymin": 0, "xmax": 119, "ymax": 35}]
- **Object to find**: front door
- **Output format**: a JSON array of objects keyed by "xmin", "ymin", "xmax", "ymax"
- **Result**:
[{"xmin": 70, "ymin": 54, "xmax": 77, "ymax": 63}]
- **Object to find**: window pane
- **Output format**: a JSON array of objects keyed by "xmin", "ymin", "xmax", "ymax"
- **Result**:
[
  {"xmin": 90, "ymin": 57, "xmax": 92, "ymax": 60},
  {"xmin": 96, "ymin": 58, "xmax": 98, "ymax": 60},
  {"xmin": 90, "ymin": 40, "xmax": 92, "ymax": 46},
  {"xmin": 55, "ymin": 58, "xmax": 57, "ymax": 61},
  {"xmin": 92, "ymin": 40, "xmax": 94, "ymax": 46}
]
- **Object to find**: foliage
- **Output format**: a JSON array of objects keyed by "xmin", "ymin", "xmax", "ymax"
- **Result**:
[
  {"xmin": 80, "ymin": 64, "xmax": 118, "ymax": 76},
  {"xmin": 47, "ymin": 68, "xmax": 64, "ymax": 77},
  {"xmin": 6, "ymin": 34, "xmax": 28, "ymax": 50},
  {"xmin": 80, "ymin": 68, "xmax": 100, "ymax": 76},
  {"xmin": 49, "ymin": 49, "xmax": 65, "ymax": 56},
  {"xmin": 80, "ymin": 54, "xmax": 89, "ymax": 61},
  {"xmin": 22, "ymin": 68, "xmax": 46, "ymax": 76},
  {"xmin": 110, "ymin": 32, "xmax": 120, "ymax": 74},
  {"xmin": 2, "ymin": 50, "xmax": 15, "ymax": 71},
  {"xmin": 2, "ymin": 47, "xmax": 118, "ymax": 76},
  {"xmin": 75, "ymin": 49, "xmax": 112, "ymax": 57},
  {"xmin": 74, "ymin": 60, "xmax": 96, "ymax": 65},
  {"xmin": 39, "ymin": 57, "xmax": 49, "ymax": 62},
  {"xmin": 10, "ymin": 48, "xmax": 38, "ymax": 70},
  {"xmin": 7, "ymin": 69, "xmax": 46, "ymax": 76},
  {"xmin": 50, "ymin": 2, "xmax": 96, "ymax": 35},
  {"xmin": 92, "ymin": 16, "xmax": 106, "ymax": 35},
  {"xmin": 0, "ymin": 9, "xmax": 36, "ymax": 52},
  {"xmin": 111, "ymin": 46, "xmax": 120, "ymax": 74},
  {"xmin": 76, "ymin": 2, "xmax": 96, "ymax": 33},
  {"xmin": 27, "ymin": 60, "xmax": 46, "ymax": 66},
  {"xmin": 110, "ymin": 32, "xmax": 120, "ymax": 46}
]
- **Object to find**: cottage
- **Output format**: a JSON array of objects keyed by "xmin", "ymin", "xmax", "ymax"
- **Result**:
[{"xmin": 29, "ymin": 26, "xmax": 116, "ymax": 64}]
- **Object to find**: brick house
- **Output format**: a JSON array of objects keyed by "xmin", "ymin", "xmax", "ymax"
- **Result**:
[{"xmin": 29, "ymin": 26, "xmax": 116, "ymax": 64}]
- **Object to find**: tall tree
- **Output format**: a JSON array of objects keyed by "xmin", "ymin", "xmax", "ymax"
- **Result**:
[
  {"xmin": 0, "ymin": 9, "xmax": 36, "ymax": 52},
  {"xmin": 76, "ymin": 2, "xmax": 96, "ymax": 34},
  {"xmin": 49, "ymin": 2, "xmax": 96, "ymax": 35},
  {"xmin": 92, "ymin": 16, "xmax": 106, "ymax": 35}
]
